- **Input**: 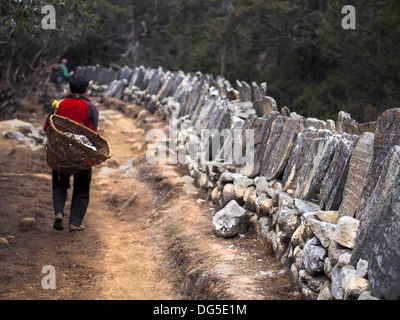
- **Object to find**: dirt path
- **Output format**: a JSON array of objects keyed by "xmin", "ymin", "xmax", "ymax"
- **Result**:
[{"xmin": 0, "ymin": 99, "xmax": 299, "ymax": 300}]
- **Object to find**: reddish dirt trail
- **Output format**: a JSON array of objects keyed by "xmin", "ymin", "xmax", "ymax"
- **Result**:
[{"xmin": 0, "ymin": 100, "xmax": 298, "ymax": 300}]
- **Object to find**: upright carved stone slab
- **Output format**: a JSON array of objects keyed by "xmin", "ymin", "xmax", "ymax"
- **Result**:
[
  {"xmin": 282, "ymin": 128, "xmax": 340, "ymax": 201},
  {"xmin": 338, "ymin": 132, "xmax": 374, "ymax": 218},
  {"xmin": 146, "ymin": 67, "xmax": 164, "ymax": 95},
  {"xmin": 237, "ymin": 80, "xmax": 252, "ymax": 102},
  {"xmin": 240, "ymin": 112, "xmax": 279, "ymax": 177},
  {"xmin": 179, "ymin": 78, "xmax": 205, "ymax": 118},
  {"xmin": 357, "ymin": 108, "xmax": 400, "ymax": 218},
  {"xmin": 351, "ymin": 145, "xmax": 400, "ymax": 300},
  {"xmin": 319, "ymin": 132, "xmax": 359, "ymax": 211},
  {"xmin": 260, "ymin": 116, "xmax": 301, "ymax": 181},
  {"xmin": 129, "ymin": 65, "xmax": 145, "ymax": 88}
]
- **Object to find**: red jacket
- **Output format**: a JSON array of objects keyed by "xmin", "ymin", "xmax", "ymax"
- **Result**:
[{"xmin": 44, "ymin": 94, "xmax": 99, "ymax": 132}]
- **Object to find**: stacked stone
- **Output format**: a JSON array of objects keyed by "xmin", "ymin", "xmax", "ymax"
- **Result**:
[{"xmin": 76, "ymin": 63, "xmax": 398, "ymax": 300}]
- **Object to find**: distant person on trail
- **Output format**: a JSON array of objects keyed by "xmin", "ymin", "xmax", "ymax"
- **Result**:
[
  {"xmin": 49, "ymin": 58, "xmax": 74, "ymax": 97},
  {"xmin": 43, "ymin": 75, "xmax": 99, "ymax": 232},
  {"xmin": 59, "ymin": 58, "xmax": 74, "ymax": 84}
]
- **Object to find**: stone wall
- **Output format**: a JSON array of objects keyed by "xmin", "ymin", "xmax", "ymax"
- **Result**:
[{"xmin": 76, "ymin": 64, "xmax": 399, "ymax": 300}]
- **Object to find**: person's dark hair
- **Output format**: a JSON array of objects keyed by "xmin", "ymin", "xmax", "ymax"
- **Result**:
[{"xmin": 69, "ymin": 75, "xmax": 89, "ymax": 94}]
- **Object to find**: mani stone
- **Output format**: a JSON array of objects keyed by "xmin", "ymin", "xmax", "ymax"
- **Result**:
[
  {"xmin": 338, "ymin": 132, "xmax": 374, "ymax": 218},
  {"xmin": 212, "ymin": 200, "xmax": 248, "ymax": 238},
  {"xmin": 213, "ymin": 115, "xmax": 245, "ymax": 167},
  {"xmin": 236, "ymin": 80, "xmax": 252, "ymax": 102},
  {"xmin": 319, "ymin": 133, "xmax": 359, "ymax": 211},
  {"xmin": 129, "ymin": 65, "xmax": 145, "ymax": 88},
  {"xmin": 351, "ymin": 145, "xmax": 400, "ymax": 300},
  {"xmin": 118, "ymin": 65, "xmax": 133, "ymax": 82},
  {"xmin": 259, "ymin": 115, "xmax": 301, "ymax": 180},
  {"xmin": 239, "ymin": 112, "xmax": 279, "ymax": 177},
  {"xmin": 190, "ymin": 82, "xmax": 211, "ymax": 125},
  {"xmin": 282, "ymin": 128, "xmax": 340, "ymax": 201},
  {"xmin": 357, "ymin": 108, "xmax": 400, "ymax": 218},
  {"xmin": 179, "ymin": 78, "xmax": 205, "ymax": 118}
]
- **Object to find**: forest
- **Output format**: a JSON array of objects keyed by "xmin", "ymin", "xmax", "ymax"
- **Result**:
[{"xmin": 1, "ymin": 0, "xmax": 399, "ymax": 122}]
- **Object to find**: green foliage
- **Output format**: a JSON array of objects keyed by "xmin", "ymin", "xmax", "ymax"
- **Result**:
[
  {"xmin": 2, "ymin": 0, "xmax": 400, "ymax": 122},
  {"xmin": 0, "ymin": 0, "xmax": 99, "ymax": 86}
]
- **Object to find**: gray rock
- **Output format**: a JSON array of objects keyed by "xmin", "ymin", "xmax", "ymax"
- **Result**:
[
  {"xmin": 214, "ymin": 115, "xmax": 245, "ymax": 168},
  {"xmin": 337, "ymin": 111, "xmax": 361, "ymax": 135},
  {"xmin": 357, "ymin": 291, "xmax": 380, "ymax": 300},
  {"xmin": 193, "ymin": 97, "xmax": 217, "ymax": 134},
  {"xmin": 355, "ymin": 259, "xmax": 368, "ymax": 278},
  {"xmin": 294, "ymin": 198, "xmax": 321, "ymax": 215},
  {"xmin": 129, "ymin": 65, "xmax": 145, "ymax": 88},
  {"xmin": 319, "ymin": 133, "xmax": 359, "ymax": 211},
  {"xmin": 305, "ymin": 218, "xmax": 336, "ymax": 249},
  {"xmin": 328, "ymin": 240, "xmax": 352, "ymax": 266},
  {"xmin": 331, "ymin": 265, "xmax": 345, "ymax": 300},
  {"xmin": 299, "ymin": 270, "xmax": 329, "ymax": 293},
  {"xmin": 105, "ymin": 79, "xmax": 127, "ymax": 100},
  {"xmin": 324, "ymin": 257, "xmax": 333, "ymax": 279},
  {"xmin": 351, "ymin": 144, "xmax": 400, "ymax": 300},
  {"xmin": 337, "ymin": 252, "xmax": 352, "ymax": 267},
  {"xmin": 279, "ymin": 208, "xmax": 301, "ymax": 241},
  {"xmin": 201, "ymin": 106, "xmax": 233, "ymax": 165},
  {"xmin": 338, "ymin": 132, "xmax": 374, "ymax": 218},
  {"xmin": 260, "ymin": 116, "xmax": 301, "ymax": 180},
  {"xmin": 282, "ymin": 128, "xmax": 340, "ymax": 201},
  {"xmin": 237, "ymin": 80, "xmax": 252, "ymax": 102},
  {"xmin": 190, "ymin": 82, "xmax": 211, "ymax": 124},
  {"xmin": 303, "ymin": 237, "xmax": 327, "ymax": 275},
  {"xmin": 341, "ymin": 264, "xmax": 356, "ymax": 290},
  {"xmin": 233, "ymin": 176, "xmax": 254, "ymax": 200},
  {"xmin": 358, "ymin": 108, "xmax": 400, "ymax": 215},
  {"xmin": 4, "ymin": 131, "xmax": 37, "ymax": 148},
  {"xmin": 276, "ymin": 192, "xmax": 295, "ymax": 223},
  {"xmin": 255, "ymin": 176, "xmax": 269, "ymax": 195},
  {"xmin": 240, "ymin": 111, "xmax": 279, "ymax": 177},
  {"xmin": 212, "ymin": 200, "xmax": 248, "ymax": 238},
  {"xmin": 146, "ymin": 67, "xmax": 164, "ymax": 95},
  {"xmin": 180, "ymin": 78, "xmax": 205, "ymax": 118},
  {"xmin": 305, "ymin": 117, "xmax": 327, "ymax": 130},
  {"xmin": 118, "ymin": 65, "xmax": 133, "ymax": 82}
]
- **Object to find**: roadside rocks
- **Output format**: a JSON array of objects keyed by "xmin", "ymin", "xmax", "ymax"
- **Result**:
[
  {"xmin": 18, "ymin": 217, "xmax": 37, "ymax": 232},
  {"xmin": 212, "ymin": 200, "xmax": 248, "ymax": 238},
  {"xmin": 0, "ymin": 119, "xmax": 45, "ymax": 148},
  {"xmin": 76, "ymin": 63, "xmax": 399, "ymax": 300}
]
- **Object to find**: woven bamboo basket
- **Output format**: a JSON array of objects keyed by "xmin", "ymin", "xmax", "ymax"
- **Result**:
[{"xmin": 45, "ymin": 114, "xmax": 111, "ymax": 176}]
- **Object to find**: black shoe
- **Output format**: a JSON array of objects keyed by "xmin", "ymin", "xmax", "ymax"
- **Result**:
[{"xmin": 53, "ymin": 212, "xmax": 63, "ymax": 230}]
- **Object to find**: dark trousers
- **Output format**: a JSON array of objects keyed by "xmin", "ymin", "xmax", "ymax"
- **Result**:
[{"xmin": 52, "ymin": 168, "xmax": 92, "ymax": 226}]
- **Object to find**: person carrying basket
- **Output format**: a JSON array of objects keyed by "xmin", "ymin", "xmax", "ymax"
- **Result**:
[{"xmin": 44, "ymin": 75, "xmax": 99, "ymax": 231}]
